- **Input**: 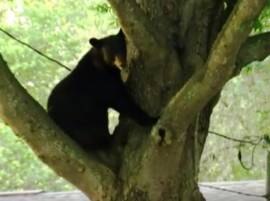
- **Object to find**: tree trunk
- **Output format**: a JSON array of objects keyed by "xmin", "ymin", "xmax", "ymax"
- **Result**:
[
  {"xmin": 106, "ymin": 0, "xmax": 267, "ymax": 200},
  {"xmin": 0, "ymin": 0, "xmax": 269, "ymax": 201}
]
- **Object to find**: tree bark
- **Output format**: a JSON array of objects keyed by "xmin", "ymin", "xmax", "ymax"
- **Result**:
[
  {"xmin": 0, "ymin": 0, "xmax": 269, "ymax": 201},
  {"xmin": 0, "ymin": 56, "xmax": 117, "ymax": 201},
  {"xmin": 108, "ymin": 0, "xmax": 267, "ymax": 201},
  {"xmin": 236, "ymin": 32, "xmax": 270, "ymax": 69}
]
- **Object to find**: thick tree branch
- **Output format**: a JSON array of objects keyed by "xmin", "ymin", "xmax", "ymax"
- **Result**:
[
  {"xmin": 107, "ymin": 0, "xmax": 165, "ymax": 50},
  {"xmin": 157, "ymin": 0, "xmax": 266, "ymax": 137},
  {"xmin": 127, "ymin": 2, "xmax": 266, "ymax": 197},
  {"xmin": 108, "ymin": 0, "xmax": 183, "ymax": 115},
  {"xmin": 237, "ymin": 32, "xmax": 270, "ymax": 68},
  {"xmin": 0, "ymin": 54, "xmax": 116, "ymax": 201}
]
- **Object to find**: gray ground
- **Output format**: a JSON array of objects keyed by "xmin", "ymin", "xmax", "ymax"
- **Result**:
[{"xmin": 0, "ymin": 181, "xmax": 267, "ymax": 201}]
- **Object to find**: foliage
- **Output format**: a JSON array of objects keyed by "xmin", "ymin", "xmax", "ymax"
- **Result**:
[
  {"xmin": 0, "ymin": 123, "xmax": 73, "ymax": 190},
  {"xmin": 254, "ymin": 3, "xmax": 270, "ymax": 32},
  {"xmin": 0, "ymin": 0, "xmax": 269, "ymax": 191},
  {"xmin": 200, "ymin": 58, "xmax": 270, "ymax": 181}
]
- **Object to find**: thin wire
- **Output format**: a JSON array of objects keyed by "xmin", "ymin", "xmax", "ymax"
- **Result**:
[
  {"xmin": 0, "ymin": 27, "xmax": 71, "ymax": 71},
  {"xmin": 209, "ymin": 130, "xmax": 259, "ymax": 145},
  {"xmin": 238, "ymin": 138, "xmax": 263, "ymax": 170},
  {"xmin": 200, "ymin": 183, "xmax": 266, "ymax": 198}
]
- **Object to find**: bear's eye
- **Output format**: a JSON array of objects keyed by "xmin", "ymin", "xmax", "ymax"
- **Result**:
[{"xmin": 101, "ymin": 48, "xmax": 112, "ymax": 63}]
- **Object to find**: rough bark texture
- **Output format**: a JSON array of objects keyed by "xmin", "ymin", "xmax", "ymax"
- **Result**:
[
  {"xmin": 0, "ymin": 0, "xmax": 269, "ymax": 201},
  {"xmin": 0, "ymin": 56, "xmax": 117, "ymax": 201}
]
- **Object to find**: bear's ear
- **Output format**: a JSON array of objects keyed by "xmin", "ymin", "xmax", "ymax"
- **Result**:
[
  {"xmin": 117, "ymin": 29, "xmax": 125, "ymax": 38},
  {"xmin": 89, "ymin": 38, "xmax": 103, "ymax": 48}
]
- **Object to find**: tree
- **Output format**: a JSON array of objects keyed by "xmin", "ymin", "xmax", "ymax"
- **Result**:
[{"xmin": 0, "ymin": 0, "xmax": 270, "ymax": 201}]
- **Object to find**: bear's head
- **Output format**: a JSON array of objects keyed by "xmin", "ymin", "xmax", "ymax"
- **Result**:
[{"xmin": 89, "ymin": 30, "xmax": 126, "ymax": 70}]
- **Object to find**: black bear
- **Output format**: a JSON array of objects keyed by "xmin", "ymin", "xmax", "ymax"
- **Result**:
[{"xmin": 47, "ymin": 30, "xmax": 156, "ymax": 151}]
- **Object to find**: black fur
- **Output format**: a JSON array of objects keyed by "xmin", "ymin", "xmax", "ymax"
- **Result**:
[{"xmin": 47, "ymin": 30, "xmax": 156, "ymax": 150}]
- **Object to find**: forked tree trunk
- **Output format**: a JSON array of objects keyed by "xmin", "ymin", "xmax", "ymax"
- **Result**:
[
  {"xmin": 0, "ymin": 1, "xmax": 269, "ymax": 201},
  {"xmin": 112, "ymin": 105, "xmax": 216, "ymax": 201},
  {"xmin": 106, "ymin": 0, "xmax": 267, "ymax": 200}
]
